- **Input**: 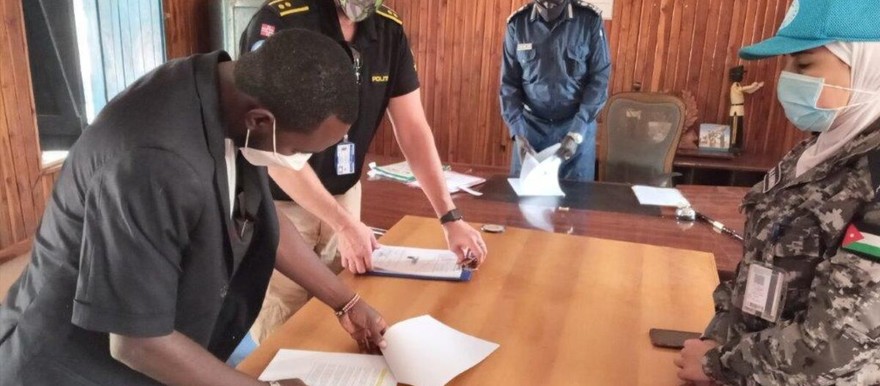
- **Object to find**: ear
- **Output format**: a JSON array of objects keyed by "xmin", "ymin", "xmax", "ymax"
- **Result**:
[{"xmin": 243, "ymin": 108, "xmax": 275, "ymax": 134}]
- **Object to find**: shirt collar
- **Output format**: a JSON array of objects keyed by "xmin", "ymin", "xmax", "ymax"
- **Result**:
[
  {"xmin": 316, "ymin": 0, "xmax": 378, "ymax": 42},
  {"xmin": 528, "ymin": 3, "xmax": 575, "ymax": 23}
]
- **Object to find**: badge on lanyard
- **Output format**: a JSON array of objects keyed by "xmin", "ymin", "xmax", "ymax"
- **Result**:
[
  {"xmin": 741, "ymin": 262, "xmax": 788, "ymax": 322},
  {"xmin": 336, "ymin": 135, "xmax": 356, "ymax": 175}
]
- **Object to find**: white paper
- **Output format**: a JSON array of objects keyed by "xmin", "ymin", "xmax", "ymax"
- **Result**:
[
  {"xmin": 259, "ymin": 316, "xmax": 499, "ymax": 386},
  {"xmin": 381, "ymin": 315, "xmax": 500, "ymax": 386},
  {"xmin": 371, "ymin": 246, "xmax": 463, "ymax": 279},
  {"xmin": 631, "ymin": 185, "xmax": 691, "ymax": 207},
  {"xmin": 369, "ymin": 161, "xmax": 416, "ymax": 182},
  {"xmin": 259, "ymin": 350, "xmax": 396, "ymax": 386},
  {"xmin": 508, "ymin": 143, "xmax": 565, "ymax": 197},
  {"xmin": 408, "ymin": 170, "xmax": 486, "ymax": 194}
]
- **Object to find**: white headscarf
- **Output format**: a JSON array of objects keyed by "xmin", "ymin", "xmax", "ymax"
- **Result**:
[{"xmin": 795, "ymin": 41, "xmax": 880, "ymax": 177}]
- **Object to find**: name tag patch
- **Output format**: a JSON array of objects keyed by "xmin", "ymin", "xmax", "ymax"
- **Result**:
[{"xmin": 517, "ymin": 43, "xmax": 533, "ymax": 51}]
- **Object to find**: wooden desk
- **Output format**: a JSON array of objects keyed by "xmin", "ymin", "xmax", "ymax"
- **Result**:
[
  {"xmin": 674, "ymin": 152, "xmax": 778, "ymax": 173},
  {"xmin": 238, "ymin": 216, "xmax": 719, "ymax": 385},
  {"xmin": 674, "ymin": 152, "xmax": 778, "ymax": 186},
  {"xmin": 361, "ymin": 155, "xmax": 748, "ymax": 278}
]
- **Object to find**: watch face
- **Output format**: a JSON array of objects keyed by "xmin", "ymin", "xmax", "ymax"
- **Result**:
[{"xmin": 481, "ymin": 224, "xmax": 506, "ymax": 233}]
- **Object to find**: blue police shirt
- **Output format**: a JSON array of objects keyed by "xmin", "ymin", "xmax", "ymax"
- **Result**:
[{"xmin": 500, "ymin": 1, "xmax": 611, "ymax": 138}]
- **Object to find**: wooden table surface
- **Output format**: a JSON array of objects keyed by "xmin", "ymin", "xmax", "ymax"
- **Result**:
[
  {"xmin": 361, "ymin": 155, "xmax": 749, "ymax": 278},
  {"xmin": 238, "ymin": 216, "xmax": 719, "ymax": 385}
]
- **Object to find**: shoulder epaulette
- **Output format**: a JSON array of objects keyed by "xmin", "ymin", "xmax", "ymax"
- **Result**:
[
  {"xmin": 572, "ymin": 0, "xmax": 602, "ymax": 17},
  {"xmin": 376, "ymin": 5, "xmax": 403, "ymax": 25},
  {"xmin": 507, "ymin": 4, "xmax": 532, "ymax": 24},
  {"xmin": 269, "ymin": 0, "xmax": 310, "ymax": 17}
]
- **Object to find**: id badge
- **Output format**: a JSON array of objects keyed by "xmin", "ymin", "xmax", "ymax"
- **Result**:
[
  {"xmin": 336, "ymin": 136, "xmax": 355, "ymax": 175},
  {"xmin": 741, "ymin": 262, "xmax": 788, "ymax": 322}
]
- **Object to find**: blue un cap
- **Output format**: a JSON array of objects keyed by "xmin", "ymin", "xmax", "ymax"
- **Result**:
[{"xmin": 740, "ymin": 0, "xmax": 880, "ymax": 60}]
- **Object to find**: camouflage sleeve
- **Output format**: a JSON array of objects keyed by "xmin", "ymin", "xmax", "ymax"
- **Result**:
[
  {"xmin": 702, "ymin": 245, "xmax": 880, "ymax": 385},
  {"xmin": 701, "ymin": 279, "xmax": 735, "ymax": 343}
]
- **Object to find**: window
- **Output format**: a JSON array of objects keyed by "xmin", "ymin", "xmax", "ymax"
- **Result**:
[{"xmin": 22, "ymin": 0, "xmax": 165, "ymax": 165}]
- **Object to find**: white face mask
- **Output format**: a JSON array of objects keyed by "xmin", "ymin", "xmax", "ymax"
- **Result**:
[{"xmin": 239, "ymin": 120, "xmax": 312, "ymax": 170}]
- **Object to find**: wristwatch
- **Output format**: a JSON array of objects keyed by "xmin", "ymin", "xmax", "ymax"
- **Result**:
[
  {"xmin": 439, "ymin": 209, "xmax": 463, "ymax": 224},
  {"xmin": 566, "ymin": 132, "xmax": 584, "ymax": 144}
]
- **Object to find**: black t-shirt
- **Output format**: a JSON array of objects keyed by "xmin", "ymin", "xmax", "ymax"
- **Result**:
[
  {"xmin": 0, "ymin": 52, "xmax": 279, "ymax": 385},
  {"xmin": 241, "ymin": 0, "xmax": 421, "ymax": 196}
]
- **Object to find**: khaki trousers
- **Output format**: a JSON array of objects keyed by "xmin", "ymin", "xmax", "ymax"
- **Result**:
[{"xmin": 249, "ymin": 183, "xmax": 362, "ymax": 343}]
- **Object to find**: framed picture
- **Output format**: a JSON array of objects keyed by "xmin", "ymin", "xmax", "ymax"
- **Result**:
[{"xmin": 698, "ymin": 124, "xmax": 731, "ymax": 151}]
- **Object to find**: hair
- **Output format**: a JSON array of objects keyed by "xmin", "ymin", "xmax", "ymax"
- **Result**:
[{"xmin": 234, "ymin": 28, "xmax": 358, "ymax": 133}]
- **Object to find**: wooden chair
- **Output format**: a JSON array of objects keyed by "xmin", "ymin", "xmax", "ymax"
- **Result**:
[{"xmin": 598, "ymin": 92, "xmax": 687, "ymax": 187}]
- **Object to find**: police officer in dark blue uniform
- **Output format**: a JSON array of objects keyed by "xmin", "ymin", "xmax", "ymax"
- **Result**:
[
  {"xmin": 501, "ymin": 0, "xmax": 611, "ymax": 181},
  {"xmin": 240, "ymin": 0, "xmax": 488, "ymax": 343}
]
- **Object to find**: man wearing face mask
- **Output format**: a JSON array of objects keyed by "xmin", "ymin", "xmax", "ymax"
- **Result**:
[
  {"xmin": 673, "ymin": 0, "xmax": 880, "ymax": 384},
  {"xmin": 501, "ymin": 0, "xmax": 611, "ymax": 182},
  {"xmin": 0, "ymin": 29, "xmax": 388, "ymax": 386},
  {"xmin": 240, "ymin": 0, "xmax": 489, "ymax": 343}
]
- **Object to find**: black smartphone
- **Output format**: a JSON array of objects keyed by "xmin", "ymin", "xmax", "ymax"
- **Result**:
[{"xmin": 649, "ymin": 328, "xmax": 702, "ymax": 349}]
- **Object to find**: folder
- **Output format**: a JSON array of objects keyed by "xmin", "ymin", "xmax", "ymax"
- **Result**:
[{"xmin": 367, "ymin": 246, "xmax": 473, "ymax": 282}]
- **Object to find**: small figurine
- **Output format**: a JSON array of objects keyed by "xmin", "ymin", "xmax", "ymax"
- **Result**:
[{"xmin": 729, "ymin": 65, "xmax": 764, "ymax": 151}]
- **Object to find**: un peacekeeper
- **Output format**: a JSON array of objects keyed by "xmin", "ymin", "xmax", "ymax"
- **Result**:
[
  {"xmin": 674, "ymin": 0, "xmax": 880, "ymax": 384},
  {"xmin": 240, "ymin": 0, "xmax": 488, "ymax": 343},
  {"xmin": 500, "ymin": 0, "xmax": 611, "ymax": 182},
  {"xmin": 0, "ymin": 29, "xmax": 388, "ymax": 386}
]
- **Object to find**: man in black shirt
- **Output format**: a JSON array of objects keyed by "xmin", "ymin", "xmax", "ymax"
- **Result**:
[
  {"xmin": 0, "ymin": 29, "xmax": 385, "ymax": 385},
  {"xmin": 241, "ymin": 0, "xmax": 489, "ymax": 342}
]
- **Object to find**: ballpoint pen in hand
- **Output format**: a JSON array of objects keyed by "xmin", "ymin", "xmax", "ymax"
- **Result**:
[
  {"xmin": 461, "ymin": 250, "xmax": 479, "ymax": 271},
  {"xmin": 696, "ymin": 212, "xmax": 744, "ymax": 242}
]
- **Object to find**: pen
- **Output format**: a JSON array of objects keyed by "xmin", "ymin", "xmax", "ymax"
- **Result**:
[
  {"xmin": 696, "ymin": 212, "xmax": 744, "ymax": 242},
  {"xmin": 461, "ymin": 250, "xmax": 478, "ymax": 271}
]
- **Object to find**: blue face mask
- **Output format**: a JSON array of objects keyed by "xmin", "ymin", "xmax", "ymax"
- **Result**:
[
  {"xmin": 777, "ymin": 71, "xmax": 844, "ymax": 133},
  {"xmin": 775, "ymin": 71, "xmax": 879, "ymax": 133}
]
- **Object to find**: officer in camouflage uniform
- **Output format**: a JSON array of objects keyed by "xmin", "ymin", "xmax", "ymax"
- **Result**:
[{"xmin": 674, "ymin": 0, "xmax": 880, "ymax": 384}]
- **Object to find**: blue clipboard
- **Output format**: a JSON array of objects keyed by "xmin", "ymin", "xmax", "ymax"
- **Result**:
[{"xmin": 366, "ymin": 269, "xmax": 473, "ymax": 282}]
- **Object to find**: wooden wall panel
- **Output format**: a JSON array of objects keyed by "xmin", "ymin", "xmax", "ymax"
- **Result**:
[
  {"xmin": 0, "ymin": 0, "xmax": 62, "ymax": 259},
  {"xmin": 163, "ymin": 0, "xmax": 213, "ymax": 59},
  {"xmin": 0, "ymin": 0, "xmax": 41, "ymax": 255},
  {"xmin": 370, "ymin": 0, "xmax": 808, "ymax": 167}
]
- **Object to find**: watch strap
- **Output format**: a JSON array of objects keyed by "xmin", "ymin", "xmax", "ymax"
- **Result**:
[{"xmin": 440, "ymin": 209, "xmax": 463, "ymax": 224}]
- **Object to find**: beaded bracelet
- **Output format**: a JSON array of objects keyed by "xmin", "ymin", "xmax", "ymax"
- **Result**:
[{"xmin": 334, "ymin": 293, "xmax": 361, "ymax": 317}]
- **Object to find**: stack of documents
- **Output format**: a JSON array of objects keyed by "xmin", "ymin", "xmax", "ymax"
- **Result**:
[
  {"xmin": 368, "ymin": 161, "xmax": 485, "ymax": 194},
  {"xmin": 368, "ymin": 161, "xmax": 424, "ymax": 183},
  {"xmin": 369, "ymin": 246, "xmax": 472, "ymax": 281},
  {"xmin": 259, "ymin": 315, "xmax": 500, "ymax": 386}
]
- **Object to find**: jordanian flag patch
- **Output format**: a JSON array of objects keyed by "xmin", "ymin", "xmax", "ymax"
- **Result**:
[{"xmin": 842, "ymin": 224, "xmax": 880, "ymax": 262}]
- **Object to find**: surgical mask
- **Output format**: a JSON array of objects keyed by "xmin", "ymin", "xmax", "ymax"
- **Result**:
[
  {"xmin": 334, "ymin": 0, "xmax": 383, "ymax": 22},
  {"xmin": 239, "ymin": 120, "xmax": 312, "ymax": 170},
  {"xmin": 777, "ymin": 71, "xmax": 875, "ymax": 133},
  {"xmin": 535, "ymin": 0, "xmax": 568, "ymax": 23}
]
